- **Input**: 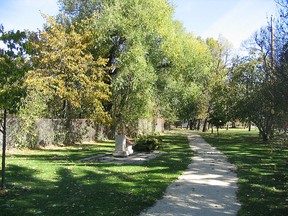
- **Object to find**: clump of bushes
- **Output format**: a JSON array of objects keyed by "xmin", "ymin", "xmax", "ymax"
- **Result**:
[{"xmin": 133, "ymin": 135, "xmax": 162, "ymax": 152}]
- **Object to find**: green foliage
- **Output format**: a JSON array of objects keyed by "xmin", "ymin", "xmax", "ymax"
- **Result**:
[
  {"xmin": 209, "ymin": 103, "xmax": 228, "ymax": 129},
  {"xmin": 13, "ymin": 90, "xmax": 48, "ymax": 148},
  {"xmin": 25, "ymin": 16, "xmax": 111, "ymax": 144},
  {"xmin": 27, "ymin": 16, "xmax": 111, "ymax": 124},
  {"xmin": 208, "ymin": 83, "xmax": 229, "ymax": 129},
  {"xmin": 186, "ymin": 36, "xmax": 232, "ymax": 131},
  {"xmin": 226, "ymin": 2, "xmax": 288, "ymax": 141},
  {"xmin": 97, "ymin": 0, "xmax": 175, "ymax": 128},
  {"xmin": 156, "ymin": 29, "xmax": 212, "ymax": 125},
  {"xmin": 133, "ymin": 135, "xmax": 162, "ymax": 152},
  {"xmin": 0, "ymin": 27, "xmax": 30, "ymax": 113},
  {"xmin": 0, "ymin": 26, "xmax": 31, "ymax": 190},
  {"xmin": 228, "ymin": 36, "xmax": 281, "ymax": 141},
  {"xmin": 58, "ymin": 0, "xmax": 212, "ymax": 131}
]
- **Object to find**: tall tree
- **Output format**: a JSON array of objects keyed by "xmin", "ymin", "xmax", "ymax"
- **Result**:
[
  {"xmin": 59, "ymin": 0, "xmax": 177, "ymax": 133},
  {"xmin": 201, "ymin": 37, "xmax": 232, "ymax": 132},
  {"xmin": 58, "ymin": 0, "xmax": 215, "ymax": 134},
  {"xmin": 158, "ymin": 29, "xmax": 211, "ymax": 127},
  {"xmin": 273, "ymin": 0, "xmax": 288, "ymax": 131},
  {"xmin": 26, "ymin": 17, "xmax": 111, "ymax": 144},
  {"xmin": 0, "ymin": 26, "xmax": 30, "ymax": 190},
  {"xmin": 229, "ymin": 19, "xmax": 284, "ymax": 141}
]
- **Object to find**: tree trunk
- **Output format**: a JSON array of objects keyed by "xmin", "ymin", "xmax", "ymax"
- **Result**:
[
  {"xmin": 196, "ymin": 119, "xmax": 201, "ymax": 131},
  {"xmin": 63, "ymin": 101, "xmax": 75, "ymax": 145},
  {"xmin": 189, "ymin": 119, "xmax": 193, "ymax": 130},
  {"xmin": 257, "ymin": 121, "xmax": 273, "ymax": 142},
  {"xmin": 248, "ymin": 121, "xmax": 251, "ymax": 131},
  {"xmin": 202, "ymin": 118, "xmax": 208, "ymax": 132},
  {"xmin": 1, "ymin": 109, "xmax": 7, "ymax": 191},
  {"xmin": 260, "ymin": 131, "xmax": 270, "ymax": 142}
]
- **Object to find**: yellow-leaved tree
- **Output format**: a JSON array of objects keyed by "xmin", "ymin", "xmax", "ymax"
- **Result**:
[{"xmin": 26, "ymin": 17, "xmax": 111, "ymax": 144}]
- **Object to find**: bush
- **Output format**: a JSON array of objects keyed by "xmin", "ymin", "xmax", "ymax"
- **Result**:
[{"xmin": 133, "ymin": 135, "xmax": 162, "ymax": 152}]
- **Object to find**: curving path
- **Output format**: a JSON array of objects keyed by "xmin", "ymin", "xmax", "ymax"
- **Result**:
[{"xmin": 140, "ymin": 133, "xmax": 240, "ymax": 216}]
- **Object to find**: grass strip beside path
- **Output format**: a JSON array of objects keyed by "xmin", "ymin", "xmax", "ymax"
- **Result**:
[
  {"xmin": 201, "ymin": 129, "xmax": 288, "ymax": 216},
  {"xmin": 0, "ymin": 133, "xmax": 193, "ymax": 216}
]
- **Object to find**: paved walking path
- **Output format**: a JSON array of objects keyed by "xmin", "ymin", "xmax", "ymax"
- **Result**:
[{"xmin": 140, "ymin": 133, "xmax": 240, "ymax": 216}]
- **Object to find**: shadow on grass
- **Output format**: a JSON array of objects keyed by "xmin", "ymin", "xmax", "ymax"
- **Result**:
[
  {"xmin": 8, "ymin": 142, "xmax": 115, "ymax": 163},
  {"xmin": 201, "ymin": 130, "xmax": 288, "ymax": 216},
  {"xmin": 0, "ymin": 133, "xmax": 193, "ymax": 216}
]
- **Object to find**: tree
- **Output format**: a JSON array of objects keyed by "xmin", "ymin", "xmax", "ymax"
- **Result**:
[
  {"xmin": 227, "ymin": 56, "xmax": 258, "ymax": 129},
  {"xmin": 59, "ymin": 0, "xmax": 177, "ymax": 134},
  {"xmin": 58, "ymin": 0, "xmax": 216, "ymax": 135},
  {"xmin": 0, "ymin": 26, "xmax": 30, "ymax": 190},
  {"xmin": 58, "ymin": 0, "xmax": 106, "ymax": 23},
  {"xmin": 26, "ymin": 17, "xmax": 111, "ymax": 144},
  {"xmin": 209, "ymin": 83, "xmax": 230, "ymax": 133},
  {"xmin": 273, "ymin": 0, "xmax": 288, "ymax": 132},
  {"xmin": 151, "ymin": 21, "xmax": 212, "ymax": 128},
  {"xmin": 201, "ymin": 36, "xmax": 232, "ymax": 132},
  {"xmin": 229, "ymin": 21, "xmax": 283, "ymax": 141}
]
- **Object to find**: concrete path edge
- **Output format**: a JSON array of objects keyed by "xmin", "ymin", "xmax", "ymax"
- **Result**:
[{"xmin": 139, "ymin": 133, "xmax": 240, "ymax": 216}]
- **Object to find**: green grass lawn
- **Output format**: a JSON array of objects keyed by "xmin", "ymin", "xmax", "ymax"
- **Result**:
[
  {"xmin": 0, "ymin": 133, "xmax": 193, "ymax": 216},
  {"xmin": 201, "ymin": 128, "xmax": 288, "ymax": 216},
  {"xmin": 2, "ymin": 129, "xmax": 287, "ymax": 216}
]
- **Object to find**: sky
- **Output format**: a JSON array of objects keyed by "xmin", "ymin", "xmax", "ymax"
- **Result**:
[
  {"xmin": 172, "ymin": 0, "xmax": 278, "ymax": 49},
  {"xmin": 0, "ymin": 0, "xmax": 279, "ymax": 50}
]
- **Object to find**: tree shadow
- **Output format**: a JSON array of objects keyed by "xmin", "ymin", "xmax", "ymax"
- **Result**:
[
  {"xmin": 0, "ymin": 132, "xmax": 194, "ymax": 216},
  {"xmin": 201, "ymin": 131, "xmax": 288, "ymax": 216}
]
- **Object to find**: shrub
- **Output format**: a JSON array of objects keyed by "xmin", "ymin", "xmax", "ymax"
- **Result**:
[{"xmin": 133, "ymin": 135, "xmax": 162, "ymax": 152}]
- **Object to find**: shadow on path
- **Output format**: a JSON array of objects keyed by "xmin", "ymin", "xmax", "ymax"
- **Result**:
[{"xmin": 140, "ymin": 133, "xmax": 240, "ymax": 216}]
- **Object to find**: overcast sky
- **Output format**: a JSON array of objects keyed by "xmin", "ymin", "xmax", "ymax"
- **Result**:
[{"xmin": 0, "ymin": 0, "xmax": 279, "ymax": 49}]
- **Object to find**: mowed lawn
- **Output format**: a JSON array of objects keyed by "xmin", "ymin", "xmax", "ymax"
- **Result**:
[
  {"xmin": 0, "ymin": 133, "xmax": 193, "ymax": 216},
  {"xmin": 201, "ymin": 128, "xmax": 288, "ymax": 216},
  {"xmin": 2, "ymin": 129, "xmax": 287, "ymax": 216}
]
